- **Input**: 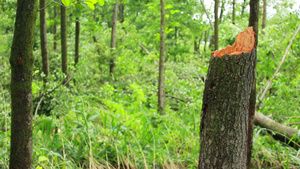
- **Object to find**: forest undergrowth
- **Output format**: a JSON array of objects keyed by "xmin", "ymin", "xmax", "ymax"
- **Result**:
[{"xmin": 0, "ymin": 1, "xmax": 300, "ymax": 168}]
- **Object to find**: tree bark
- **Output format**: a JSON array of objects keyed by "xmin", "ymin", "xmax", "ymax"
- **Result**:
[
  {"xmin": 248, "ymin": 1, "xmax": 259, "ymax": 168},
  {"xmin": 242, "ymin": 0, "xmax": 247, "ymax": 16},
  {"xmin": 53, "ymin": 5, "xmax": 57, "ymax": 52},
  {"xmin": 110, "ymin": 0, "xmax": 119, "ymax": 74},
  {"xmin": 199, "ymin": 49, "xmax": 256, "ymax": 169},
  {"xmin": 9, "ymin": 0, "xmax": 38, "ymax": 168},
  {"xmin": 158, "ymin": 0, "xmax": 166, "ymax": 114},
  {"xmin": 40, "ymin": 0, "xmax": 49, "ymax": 82},
  {"xmin": 232, "ymin": 0, "xmax": 236, "ymax": 24},
  {"xmin": 254, "ymin": 113, "xmax": 300, "ymax": 149},
  {"xmin": 61, "ymin": 5, "xmax": 68, "ymax": 76},
  {"xmin": 119, "ymin": 2, "xmax": 125, "ymax": 23},
  {"xmin": 261, "ymin": 0, "xmax": 266, "ymax": 30},
  {"xmin": 75, "ymin": 17, "xmax": 80, "ymax": 67},
  {"xmin": 219, "ymin": 0, "xmax": 225, "ymax": 24},
  {"xmin": 214, "ymin": 0, "xmax": 219, "ymax": 50}
]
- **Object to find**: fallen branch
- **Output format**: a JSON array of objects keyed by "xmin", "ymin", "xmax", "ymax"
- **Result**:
[
  {"xmin": 138, "ymin": 42, "xmax": 151, "ymax": 55},
  {"xmin": 257, "ymin": 25, "xmax": 300, "ymax": 110}
]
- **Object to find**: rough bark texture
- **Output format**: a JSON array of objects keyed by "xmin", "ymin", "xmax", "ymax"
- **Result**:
[
  {"xmin": 158, "ymin": 0, "xmax": 166, "ymax": 113},
  {"xmin": 40, "ymin": 0, "xmax": 49, "ymax": 80},
  {"xmin": 61, "ymin": 5, "xmax": 67, "ymax": 75},
  {"xmin": 214, "ymin": 0, "xmax": 219, "ymax": 50},
  {"xmin": 247, "ymin": 1, "xmax": 259, "ymax": 168},
  {"xmin": 9, "ymin": 0, "xmax": 38, "ymax": 168},
  {"xmin": 110, "ymin": 0, "xmax": 119, "ymax": 74},
  {"xmin": 75, "ymin": 17, "xmax": 80, "ymax": 67},
  {"xmin": 199, "ymin": 50, "xmax": 256, "ymax": 169},
  {"xmin": 261, "ymin": 0, "xmax": 266, "ymax": 30}
]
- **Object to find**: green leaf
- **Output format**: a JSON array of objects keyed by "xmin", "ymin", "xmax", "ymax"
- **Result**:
[
  {"xmin": 97, "ymin": 0, "xmax": 105, "ymax": 6},
  {"xmin": 86, "ymin": 2, "xmax": 95, "ymax": 10},
  {"xmin": 75, "ymin": 4, "xmax": 85, "ymax": 10},
  {"xmin": 62, "ymin": 0, "xmax": 71, "ymax": 6},
  {"xmin": 38, "ymin": 156, "xmax": 48, "ymax": 162}
]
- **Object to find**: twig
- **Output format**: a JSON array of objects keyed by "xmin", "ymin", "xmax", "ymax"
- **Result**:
[
  {"xmin": 138, "ymin": 42, "xmax": 151, "ymax": 55},
  {"xmin": 289, "ymin": 122, "xmax": 300, "ymax": 126},
  {"xmin": 34, "ymin": 73, "xmax": 75, "ymax": 102},
  {"xmin": 199, "ymin": 0, "xmax": 214, "ymax": 31},
  {"xmin": 34, "ymin": 95, "xmax": 45, "ymax": 122},
  {"xmin": 38, "ymin": 1, "xmax": 61, "ymax": 11},
  {"xmin": 257, "ymin": 25, "xmax": 300, "ymax": 110}
]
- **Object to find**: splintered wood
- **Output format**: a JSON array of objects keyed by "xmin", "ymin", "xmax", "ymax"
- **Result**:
[{"xmin": 212, "ymin": 27, "xmax": 256, "ymax": 58}]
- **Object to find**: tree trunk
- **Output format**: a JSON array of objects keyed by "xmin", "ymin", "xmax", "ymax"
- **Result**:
[
  {"xmin": 214, "ymin": 0, "xmax": 219, "ymax": 50},
  {"xmin": 219, "ymin": 0, "xmax": 225, "ymax": 24},
  {"xmin": 75, "ymin": 17, "xmax": 80, "ymax": 67},
  {"xmin": 53, "ymin": 5, "xmax": 57, "ymax": 52},
  {"xmin": 242, "ymin": 0, "xmax": 247, "ymax": 16},
  {"xmin": 9, "ymin": 0, "xmax": 38, "ymax": 168},
  {"xmin": 199, "ymin": 27, "xmax": 256, "ymax": 169},
  {"xmin": 61, "ymin": 5, "xmax": 68, "ymax": 76},
  {"xmin": 232, "ymin": 0, "xmax": 236, "ymax": 24},
  {"xmin": 248, "ymin": 1, "xmax": 259, "ymax": 168},
  {"xmin": 119, "ymin": 3, "xmax": 125, "ymax": 23},
  {"xmin": 110, "ymin": 0, "xmax": 119, "ymax": 74},
  {"xmin": 40, "ymin": 0, "xmax": 49, "ymax": 82},
  {"xmin": 261, "ymin": 0, "xmax": 266, "ymax": 30},
  {"xmin": 158, "ymin": 0, "xmax": 166, "ymax": 114},
  {"xmin": 204, "ymin": 30, "xmax": 209, "ymax": 52}
]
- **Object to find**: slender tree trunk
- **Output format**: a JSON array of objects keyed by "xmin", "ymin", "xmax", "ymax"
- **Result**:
[
  {"xmin": 110, "ymin": 0, "xmax": 119, "ymax": 74},
  {"xmin": 200, "ymin": 0, "xmax": 214, "ymax": 31},
  {"xmin": 61, "ymin": 5, "xmax": 68, "ymax": 76},
  {"xmin": 119, "ymin": 3, "xmax": 125, "ymax": 23},
  {"xmin": 232, "ymin": 0, "xmax": 236, "ymax": 24},
  {"xmin": 214, "ymin": 0, "xmax": 220, "ymax": 50},
  {"xmin": 242, "ymin": 0, "xmax": 247, "ymax": 16},
  {"xmin": 199, "ymin": 27, "xmax": 256, "ymax": 168},
  {"xmin": 40, "ymin": 0, "xmax": 49, "ymax": 83},
  {"xmin": 75, "ymin": 17, "xmax": 80, "ymax": 67},
  {"xmin": 53, "ymin": 5, "xmax": 57, "ymax": 52},
  {"xmin": 93, "ymin": 10, "xmax": 101, "ymax": 56},
  {"xmin": 204, "ymin": 30, "xmax": 209, "ymax": 52},
  {"xmin": 175, "ymin": 26, "xmax": 178, "ymax": 45},
  {"xmin": 9, "ymin": 0, "xmax": 38, "ymax": 168},
  {"xmin": 261, "ymin": 0, "xmax": 266, "ymax": 30},
  {"xmin": 219, "ymin": 0, "xmax": 225, "ymax": 24},
  {"xmin": 158, "ymin": 0, "xmax": 166, "ymax": 114},
  {"xmin": 247, "ymin": 1, "xmax": 260, "ymax": 168}
]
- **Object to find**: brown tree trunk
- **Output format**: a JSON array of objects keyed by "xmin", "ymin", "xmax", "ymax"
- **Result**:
[
  {"xmin": 261, "ymin": 0, "xmax": 267, "ymax": 30},
  {"xmin": 219, "ymin": 0, "xmax": 225, "ymax": 24},
  {"xmin": 199, "ymin": 27, "xmax": 256, "ymax": 169},
  {"xmin": 53, "ymin": 5, "xmax": 57, "ymax": 52},
  {"xmin": 232, "ymin": 0, "xmax": 236, "ymax": 24},
  {"xmin": 75, "ymin": 17, "xmax": 80, "ymax": 67},
  {"xmin": 119, "ymin": 2, "xmax": 125, "ymax": 23},
  {"xmin": 9, "ymin": 0, "xmax": 38, "ymax": 168},
  {"xmin": 242, "ymin": 0, "xmax": 247, "ymax": 15},
  {"xmin": 158, "ymin": 0, "xmax": 166, "ymax": 114},
  {"xmin": 247, "ymin": 1, "xmax": 259, "ymax": 168},
  {"xmin": 110, "ymin": 0, "xmax": 119, "ymax": 74},
  {"xmin": 214, "ymin": 0, "xmax": 219, "ymax": 50},
  {"xmin": 61, "ymin": 5, "xmax": 68, "ymax": 76},
  {"xmin": 199, "ymin": 50, "xmax": 256, "ymax": 169},
  {"xmin": 40, "ymin": 0, "xmax": 49, "ymax": 83}
]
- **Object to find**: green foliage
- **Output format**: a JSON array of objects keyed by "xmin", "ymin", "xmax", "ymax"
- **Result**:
[{"xmin": 0, "ymin": 0, "xmax": 300, "ymax": 168}]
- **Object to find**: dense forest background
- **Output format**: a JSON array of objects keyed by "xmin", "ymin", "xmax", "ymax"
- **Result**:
[{"xmin": 0, "ymin": 0, "xmax": 299, "ymax": 168}]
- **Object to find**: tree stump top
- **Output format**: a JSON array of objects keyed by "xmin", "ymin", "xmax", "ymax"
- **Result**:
[{"xmin": 213, "ymin": 27, "xmax": 256, "ymax": 58}]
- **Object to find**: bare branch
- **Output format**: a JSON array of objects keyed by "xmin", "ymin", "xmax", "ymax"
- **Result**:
[
  {"xmin": 257, "ymin": 25, "xmax": 300, "ymax": 110},
  {"xmin": 138, "ymin": 42, "xmax": 151, "ymax": 55}
]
